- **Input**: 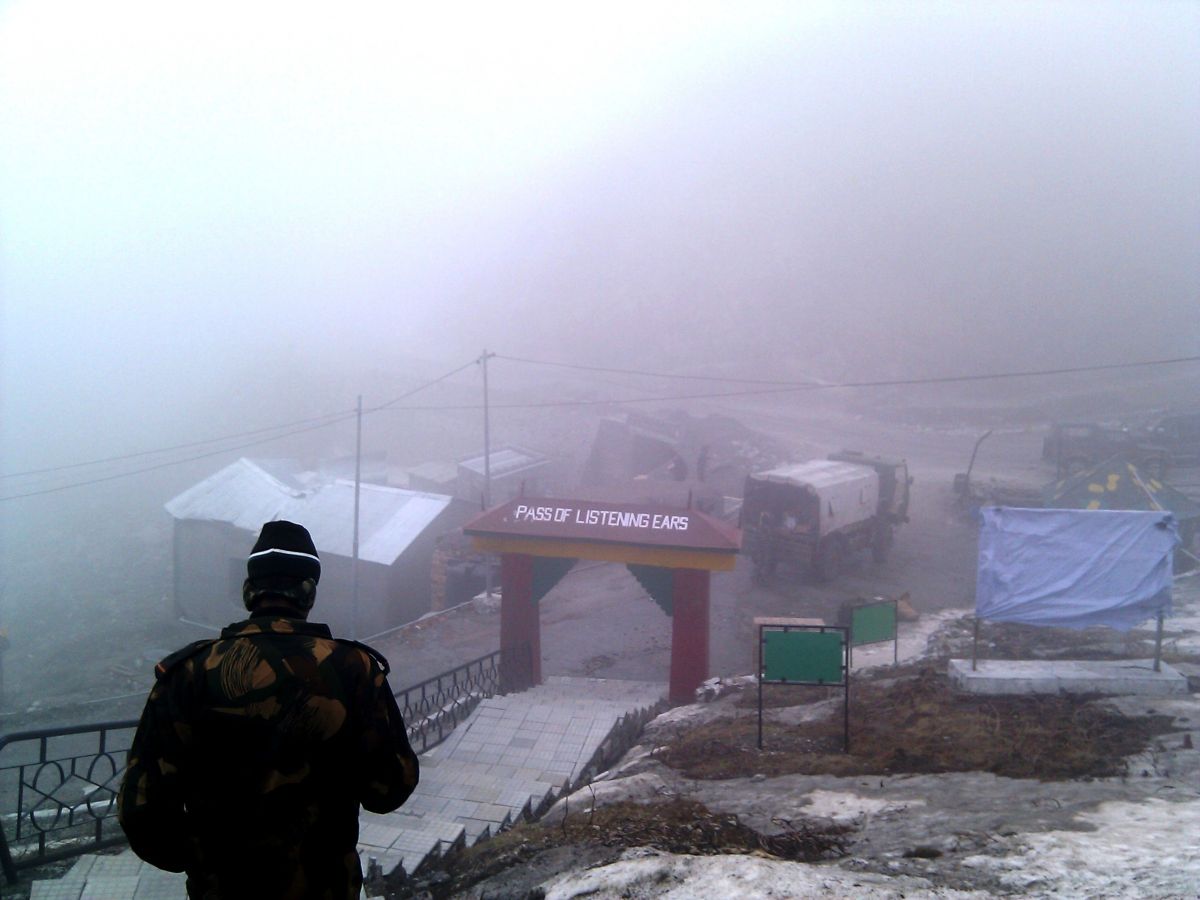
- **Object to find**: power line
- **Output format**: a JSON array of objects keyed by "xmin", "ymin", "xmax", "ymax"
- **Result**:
[
  {"xmin": 0, "ymin": 413, "xmax": 357, "ymax": 502},
  {"xmin": 1, "ymin": 361, "xmax": 481, "ymax": 482},
  {"xmin": 0, "ymin": 409, "xmax": 357, "ymax": 480},
  {"xmin": 5, "ymin": 352, "xmax": 1197, "ymax": 502},
  {"xmin": 371, "ymin": 359, "xmax": 479, "ymax": 411},
  {"xmin": 495, "ymin": 352, "xmax": 1200, "ymax": 387},
  {"xmin": 0, "ymin": 359, "xmax": 481, "ymax": 502},
  {"xmin": 376, "ymin": 353, "xmax": 1200, "ymax": 411},
  {"xmin": 494, "ymin": 353, "xmax": 827, "ymax": 384}
]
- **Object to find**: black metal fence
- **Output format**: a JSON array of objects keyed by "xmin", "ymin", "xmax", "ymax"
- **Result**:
[
  {"xmin": 0, "ymin": 643, "xmax": 532, "ymax": 883},
  {"xmin": 397, "ymin": 644, "xmax": 533, "ymax": 755},
  {"xmin": 0, "ymin": 719, "xmax": 137, "ymax": 884}
]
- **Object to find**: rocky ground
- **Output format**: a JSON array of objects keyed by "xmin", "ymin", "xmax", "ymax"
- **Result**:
[{"xmin": 396, "ymin": 589, "xmax": 1200, "ymax": 899}]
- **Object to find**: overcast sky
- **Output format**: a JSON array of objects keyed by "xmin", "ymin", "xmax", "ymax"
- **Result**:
[{"xmin": 2, "ymin": 0, "xmax": 1198, "ymax": 469}]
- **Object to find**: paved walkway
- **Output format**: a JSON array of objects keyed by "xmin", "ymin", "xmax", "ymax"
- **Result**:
[{"xmin": 26, "ymin": 677, "xmax": 667, "ymax": 899}]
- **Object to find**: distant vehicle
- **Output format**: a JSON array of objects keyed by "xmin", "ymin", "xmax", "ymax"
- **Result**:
[
  {"xmin": 1041, "ymin": 422, "xmax": 1169, "ymax": 477},
  {"xmin": 1140, "ymin": 413, "xmax": 1200, "ymax": 466},
  {"xmin": 740, "ymin": 451, "xmax": 911, "ymax": 583}
]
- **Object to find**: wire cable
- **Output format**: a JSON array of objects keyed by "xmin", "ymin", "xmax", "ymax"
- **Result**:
[
  {"xmin": 0, "ymin": 413, "xmax": 357, "ymax": 502},
  {"xmin": 374, "ymin": 354, "xmax": 1200, "ymax": 412},
  {"xmin": 494, "ymin": 352, "xmax": 1200, "ymax": 386},
  {"xmin": 0, "ymin": 359, "xmax": 481, "ymax": 501},
  {"xmin": 1, "ymin": 360, "xmax": 480, "ymax": 482},
  {"xmin": 0, "ymin": 408, "xmax": 356, "ymax": 480},
  {"xmin": 5, "ymin": 353, "xmax": 1197, "ymax": 500}
]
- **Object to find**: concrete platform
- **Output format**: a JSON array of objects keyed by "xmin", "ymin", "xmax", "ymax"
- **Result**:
[{"xmin": 949, "ymin": 658, "xmax": 1189, "ymax": 696}]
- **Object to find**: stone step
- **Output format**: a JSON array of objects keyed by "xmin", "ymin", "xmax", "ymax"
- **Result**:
[
  {"xmin": 22, "ymin": 678, "xmax": 668, "ymax": 897},
  {"xmin": 357, "ymin": 809, "xmax": 466, "ymax": 880}
]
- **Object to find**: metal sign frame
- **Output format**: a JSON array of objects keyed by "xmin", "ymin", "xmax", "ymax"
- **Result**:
[
  {"xmin": 757, "ymin": 621, "xmax": 850, "ymax": 752},
  {"xmin": 845, "ymin": 597, "xmax": 899, "ymax": 669}
]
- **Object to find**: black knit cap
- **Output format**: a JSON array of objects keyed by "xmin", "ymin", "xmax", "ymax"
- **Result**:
[{"xmin": 247, "ymin": 520, "xmax": 321, "ymax": 584}]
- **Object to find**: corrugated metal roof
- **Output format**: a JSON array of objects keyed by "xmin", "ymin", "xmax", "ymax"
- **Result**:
[
  {"xmin": 750, "ymin": 459, "xmax": 877, "ymax": 491},
  {"xmin": 164, "ymin": 458, "xmax": 452, "ymax": 565},
  {"xmin": 458, "ymin": 446, "xmax": 548, "ymax": 478}
]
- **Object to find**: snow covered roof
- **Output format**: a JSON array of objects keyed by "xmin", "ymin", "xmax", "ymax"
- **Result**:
[
  {"xmin": 458, "ymin": 446, "xmax": 548, "ymax": 478},
  {"xmin": 164, "ymin": 458, "xmax": 452, "ymax": 565}
]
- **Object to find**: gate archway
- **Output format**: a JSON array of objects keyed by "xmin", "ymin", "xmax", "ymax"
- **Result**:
[{"xmin": 464, "ymin": 498, "xmax": 741, "ymax": 702}]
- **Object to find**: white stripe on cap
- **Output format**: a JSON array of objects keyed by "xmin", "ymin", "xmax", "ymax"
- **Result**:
[{"xmin": 248, "ymin": 548, "xmax": 320, "ymax": 563}]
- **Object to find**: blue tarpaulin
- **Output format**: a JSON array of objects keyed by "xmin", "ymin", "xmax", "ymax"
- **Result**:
[{"xmin": 976, "ymin": 507, "xmax": 1178, "ymax": 631}]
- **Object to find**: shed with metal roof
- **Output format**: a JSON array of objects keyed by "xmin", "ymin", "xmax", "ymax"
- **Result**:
[
  {"xmin": 456, "ymin": 446, "xmax": 551, "ymax": 504},
  {"xmin": 165, "ymin": 457, "xmax": 471, "ymax": 637}
]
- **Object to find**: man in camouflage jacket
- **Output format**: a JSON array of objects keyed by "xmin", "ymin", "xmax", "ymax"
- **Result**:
[{"xmin": 118, "ymin": 521, "xmax": 419, "ymax": 899}]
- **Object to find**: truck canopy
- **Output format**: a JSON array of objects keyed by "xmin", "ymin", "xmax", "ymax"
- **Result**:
[{"xmin": 744, "ymin": 460, "xmax": 880, "ymax": 538}]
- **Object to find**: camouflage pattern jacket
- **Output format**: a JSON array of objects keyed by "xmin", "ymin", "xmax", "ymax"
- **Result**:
[{"xmin": 118, "ymin": 614, "xmax": 419, "ymax": 899}]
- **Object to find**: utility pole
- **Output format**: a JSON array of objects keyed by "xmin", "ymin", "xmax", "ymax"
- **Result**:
[
  {"xmin": 480, "ymin": 350, "xmax": 495, "ymax": 508},
  {"xmin": 352, "ymin": 394, "xmax": 362, "ymax": 640},
  {"xmin": 480, "ymin": 350, "xmax": 496, "ymax": 598}
]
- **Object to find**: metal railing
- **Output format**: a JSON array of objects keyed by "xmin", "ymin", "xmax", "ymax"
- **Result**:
[
  {"xmin": 397, "ymin": 643, "xmax": 533, "ymax": 755},
  {"xmin": 0, "ymin": 642, "xmax": 533, "ymax": 883},
  {"xmin": 0, "ymin": 719, "xmax": 137, "ymax": 883}
]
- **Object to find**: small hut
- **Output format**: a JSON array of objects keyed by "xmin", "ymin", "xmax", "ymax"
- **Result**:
[{"xmin": 165, "ymin": 457, "xmax": 469, "ymax": 637}]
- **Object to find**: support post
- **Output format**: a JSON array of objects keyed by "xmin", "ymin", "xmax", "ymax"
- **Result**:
[
  {"xmin": 757, "ymin": 627, "xmax": 764, "ymax": 750},
  {"xmin": 352, "ymin": 394, "xmax": 362, "ymax": 640},
  {"xmin": 972, "ymin": 616, "xmax": 980, "ymax": 671},
  {"xmin": 480, "ymin": 350, "xmax": 496, "ymax": 599},
  {"xmin": 669, "ymin": 568, "xmax": 710, "ymax": 703},
  {"xmin": 1154, "ymin": 610, "xmax": 1164, "ymax": 673},
  {"xmin": 499, "ymin": 553, "xmax": 540, "ymax": 689}
]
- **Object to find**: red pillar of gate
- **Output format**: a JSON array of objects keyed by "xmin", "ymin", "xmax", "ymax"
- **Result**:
[
  {"xmin": 499, "ymin": 553, "xmax": 541, "ymax": 687},
  {"xmin": 669, "ymin": 568, "xmax": 710, "ymax": 703}
]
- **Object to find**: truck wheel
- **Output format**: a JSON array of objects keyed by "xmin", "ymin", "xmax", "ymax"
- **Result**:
[
  {"xmin": 872, "ymin": 525, "xmax": 893, "ymax": 564},
  {"xmin": 813, "ymin": 537, "xmax": 843, "ymax": 583}
]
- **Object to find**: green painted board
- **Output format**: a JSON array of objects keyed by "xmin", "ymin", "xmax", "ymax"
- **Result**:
[
  {"xmin": 762, "ymin": 630, "xmax": 844, "ymax": 684},
  {"xmin": 851, "ymin": 602, "xmax": 897, "ymax": 647}
]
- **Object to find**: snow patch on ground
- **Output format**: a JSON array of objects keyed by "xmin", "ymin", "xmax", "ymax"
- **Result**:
[
  {"xmin": 542, "ymin": 848, "xmax": 989, "ymax": 900},
  {"xmin": 962, "ymin": 797, "xmax": 1200, "ymax": 899},
  {"xmin": 800, "ymin": 788, "xmax": 925, "ymax": 824},
  {"xmin": 852, "ymin": 609, "xmax": 962, "ymax": 670}
]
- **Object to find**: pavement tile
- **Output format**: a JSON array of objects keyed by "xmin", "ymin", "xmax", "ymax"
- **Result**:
[
  {"xmin": 56, "ymin": 854, "xmax": 98, "ymax": 884},
  {"xmin": 80, "ymin": 876, "xmax": 143, "ymax": 900},
  {"xmin": 358, "ymin": 821, "xmax": 403, "ymax": 849},
  {"xmin": 131, "ymin": 868, "xmax": 188, "ymax": 899},
  {"xmin": 87, "ymin": 856, "xmax": 145, "ymax": 877},
  {"xmin": 30, "ymin": 882, "xmax": 85, "ymax": 900}
]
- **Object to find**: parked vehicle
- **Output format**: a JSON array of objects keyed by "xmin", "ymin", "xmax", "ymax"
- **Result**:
[
  {"xmin": 741, "ymin": 451, "xmax": 911, "ymax": 582},
  {"xmin": 1140, "ymin": 413, "xmax": 1200, "ymax": 466},
  {"xmin": 1042, "ymin": 422, "xmax": 1169, "ymax": 477}
]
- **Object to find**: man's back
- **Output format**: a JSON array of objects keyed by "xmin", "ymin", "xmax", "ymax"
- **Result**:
[{"xmin": 119, "ymin": 614, "xmax": 419, "ymax": 899}]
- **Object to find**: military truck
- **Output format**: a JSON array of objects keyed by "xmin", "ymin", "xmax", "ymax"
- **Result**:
[{"xmin": 741, "ymin": 451, "xmax": 911, "ymax": 583}]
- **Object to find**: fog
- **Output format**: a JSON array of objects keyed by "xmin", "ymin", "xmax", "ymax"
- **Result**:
[{"xmin": 1, "ymin": 2, "xmax": 1198, "ymax": 707}]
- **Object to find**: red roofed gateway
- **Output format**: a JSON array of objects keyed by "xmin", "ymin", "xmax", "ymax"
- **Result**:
[{"xmin": 465, "ymin": 497, "xmax": 741, "ymax": 702}]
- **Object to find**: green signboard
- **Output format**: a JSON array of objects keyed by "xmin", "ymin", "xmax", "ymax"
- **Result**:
[
  {"xmin": 762, "ymin": 630, "xmax": 845, "ymax": 685},
  {"xmin": 851, "ymin": 600, "xmax": 897, "ymax": 647}
]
